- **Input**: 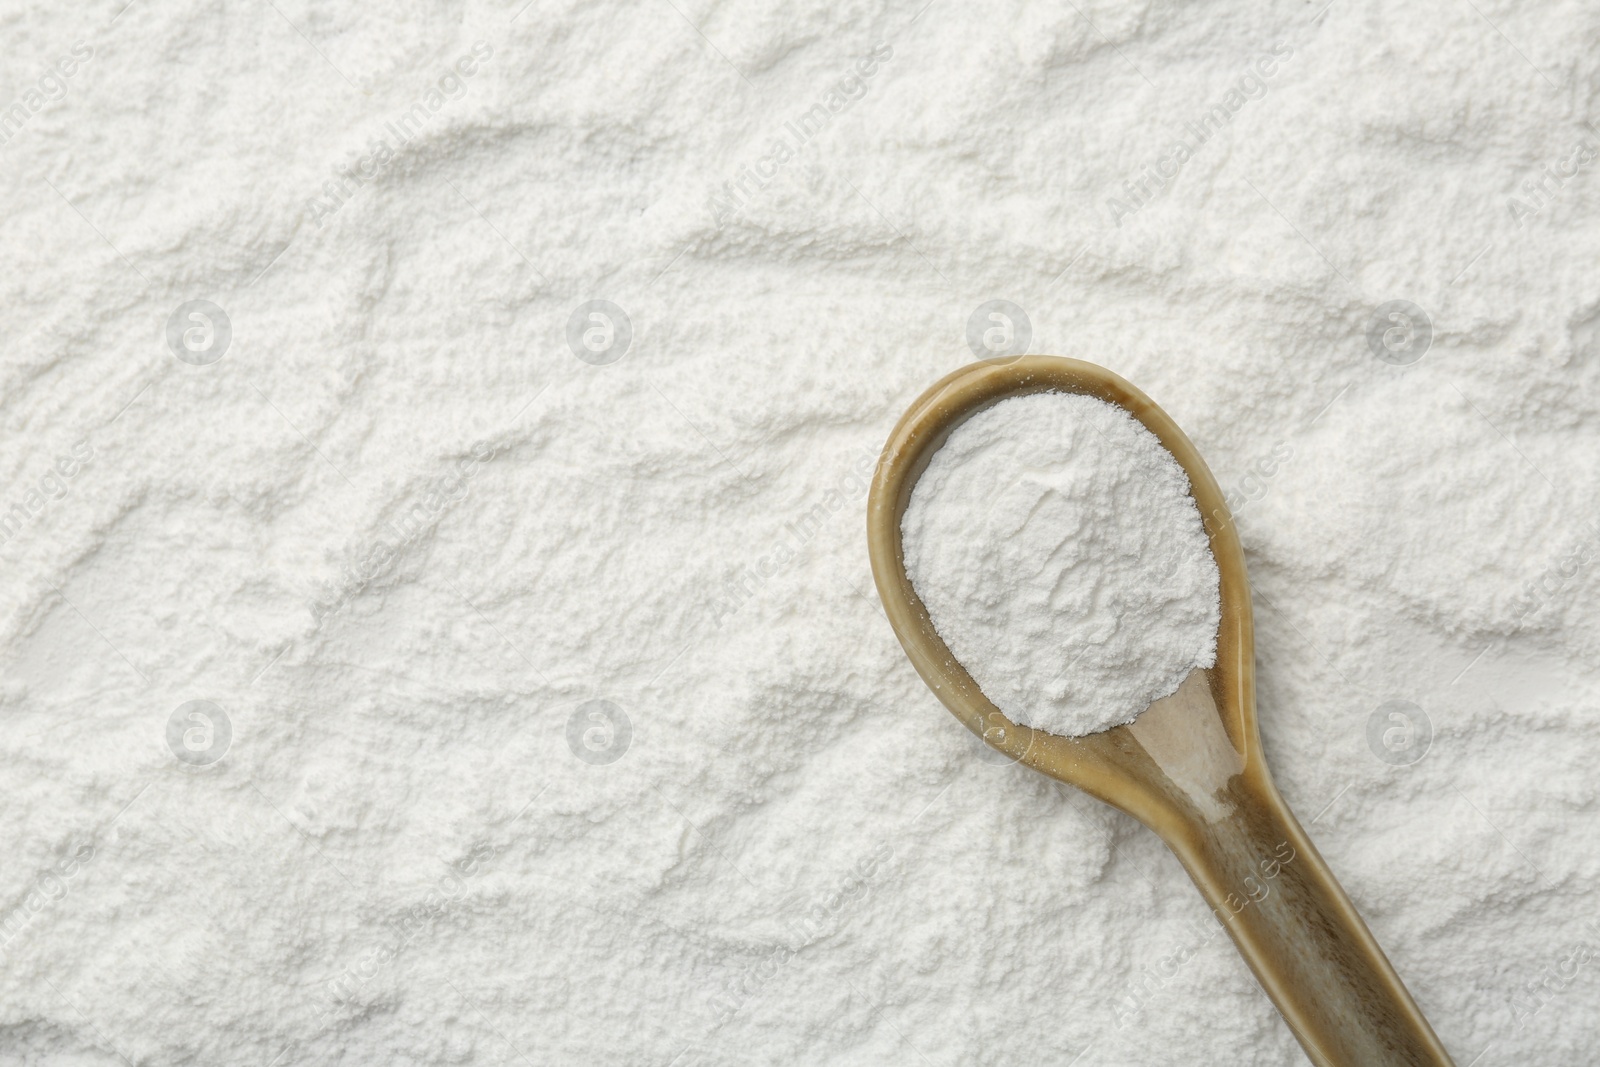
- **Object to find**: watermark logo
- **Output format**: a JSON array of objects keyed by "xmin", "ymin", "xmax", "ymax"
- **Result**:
[
  {"xmin": 966, "ymin": 300, "xmax": 1031, "ymax": 362},
  {"xmin": 166, "ymin": 300, "xmax": 232, "ymax": 365},
  {"xmin": 1366, "ymin": 300, "xmax": 1431, "ymax": 365},
  {"xmin": 567, "ymin": 700, "xmax": 631, "ymax": 765},
  {"xmin": 1366, "ymin": 700, "xmax": 1431, "ymax": 766},
  {"xmin": 567, "ymin": 300, "xmax": 632, "ymax": 365},
  {"xmin": 166, "ymin": 700, "xmax": 232, "ymax": 767},
  {"xmin": 971, "ymin": 711, "xmax": 1032, "ymax": 768}
]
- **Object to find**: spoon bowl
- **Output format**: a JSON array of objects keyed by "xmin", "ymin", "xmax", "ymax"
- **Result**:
[{"xmin": 867, "ymin": 356, "xmax": 1454, "ymax": 1067}]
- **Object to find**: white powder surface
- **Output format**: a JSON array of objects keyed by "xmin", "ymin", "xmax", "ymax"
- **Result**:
[
  {"xmin": 3, "ymin": 2, "xmax": 1600, "ymax": 1065},
  {"xmin": 902, "ymin": 392, "xmax": 1221, "ymax": 736}
]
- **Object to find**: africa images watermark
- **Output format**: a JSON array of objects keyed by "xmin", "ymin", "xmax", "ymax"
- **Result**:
[
  {"xmin": 708, "ymin": 42, "xmax": 894, "ymax": 228},
  {"xmin": 1509, "ymin": 919, "xmax": 1600, "ymax": 1030},
  {"xmin": 305, "ymin": 41, "xmax": 496, "ymax": 227},
  {"xmin": 0, "ymin": 40, "xmax": 94, "ymax": 151},
  {"xmin": 0, "ymin": 841, "xmax": 97, "ymax": 954},
  {"xmin": 1112, "ymin": 839, "xmax": 1297, "ymax": 1027},
  {"xmin": 0, "ymin": 438, "xmax": 95, "ymax": 549},
  {"xmin": 1510, "ymin": 523, "xmax": 1599, "ymax": 626},
  {"xmin": 1507, "ymin": 140, "xmax": 1596, "ymax": 228},
  {"xmin": 1106, "ymin": 42, "xmax": 1295, "ymax": 227},
  {"xmin": 709, "ymin": 445, "xmax": 878, "ymax": 627},
  {"xmin": 1221, "ymin": 440, "xmax": 1294, "ymax": 518}
]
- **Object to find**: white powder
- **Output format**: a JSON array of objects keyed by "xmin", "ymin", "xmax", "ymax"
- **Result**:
[
  {"xmin": 3, "ymin": 3, "xmax": 1599, "ymax": 1065},
  {"xmin": 902, "ymin": 392, "xmax": 1220, "ymax": 736}
]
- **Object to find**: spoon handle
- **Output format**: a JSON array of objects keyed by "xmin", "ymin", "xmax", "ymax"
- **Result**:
[{"xmin": 1162, "ymin": 772, "xmax": 1456, "ymax": 1067}]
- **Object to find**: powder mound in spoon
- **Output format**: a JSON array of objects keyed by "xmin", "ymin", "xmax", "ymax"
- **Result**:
[{"xmin": 902, "ymin": 391, "xmax": 1220, "ymax": 737}]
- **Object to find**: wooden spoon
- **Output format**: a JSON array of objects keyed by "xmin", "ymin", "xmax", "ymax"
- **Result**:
[{"xmin": 866, "ymin": 356, "xmax": 1455, "ymax": 1067}]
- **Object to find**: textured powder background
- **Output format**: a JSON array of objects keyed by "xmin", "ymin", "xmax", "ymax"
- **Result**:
[
  {"xmin": 902, "ymin": 392, "xmax": 1220, "ymax": 737},
  {"xmin": 2, "ymin": 1, "xmax": 1599, "ymax": 1064}
]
